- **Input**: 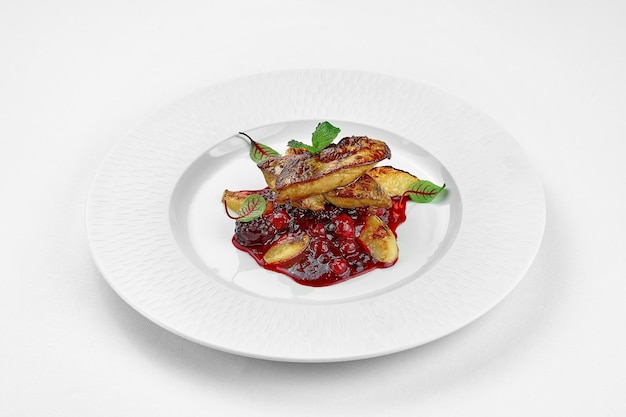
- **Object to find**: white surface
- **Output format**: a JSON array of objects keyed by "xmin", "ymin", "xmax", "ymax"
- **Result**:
[
  {"xmin": 86, "ymin": 71, "xmax": 544, "ymax": 361},
  {"xmin": 1, "ymin": 0, "xmax": 625, "ymax": 415}
]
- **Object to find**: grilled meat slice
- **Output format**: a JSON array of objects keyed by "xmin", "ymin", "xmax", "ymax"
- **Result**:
[{"xmin": 258, "ymin": 136, "xmax": 391, "ymax": 203}]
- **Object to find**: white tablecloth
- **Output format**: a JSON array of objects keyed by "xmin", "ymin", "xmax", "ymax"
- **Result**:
[{"xmin": 2, "ymin": 1, "xmax": 625, "ymax": 415}]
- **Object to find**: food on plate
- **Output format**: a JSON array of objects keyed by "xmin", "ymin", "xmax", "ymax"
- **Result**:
[
  {"xmin": 222, "ymin": 122, "xmax": 445, "ymax": 287},
  {"xmin": 323, "ymin": 174, "xmax": 392, "ymax": 209},
  {"xmin": 263, "ymin": 234, "xmax": 310, "ymax": 265},
  {"xmin": 367, "ymin": 166, "xmax": 420, "ymax": 197},
  {"xmin": 258, "ymin": 135, "xmax": 391, "ymax": 203},
  {"xmin": 358, "ymin": 214, "xmax": 398, "ymax": 263}
]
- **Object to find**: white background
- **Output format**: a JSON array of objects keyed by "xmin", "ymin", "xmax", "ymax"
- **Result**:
[{"xmin": 2, "ymin": 1, "xmax": 625, "ymax": 415}]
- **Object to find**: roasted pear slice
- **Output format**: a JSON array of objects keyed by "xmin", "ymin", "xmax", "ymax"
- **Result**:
[
  {"xmin": 324, "ymin": 174, "xmax": 392, "ymax": 209},
  {"xmin": 258, "ymin": 136, "xmax": 391, "ymax": 203},
  {"xmin": 367, "ymin": 166, "xmax": 419, "ymax": 197},
  {"xmin": 222, "ymin": 189, "xmax": 252, "ymax": 212},
  {"xmin": 222, "ymin": 190, "xmax": 273, "ymax": 214},
  {"xmin": 289, "ymin": 194, "xmax": 327, "ymax": 211},
  {"xmin": 263, "ymin": 234, "xmax": 310, "ymax": 264},
  {"xmin": 358, "ymin": 215, "xmax": 398, "ymax": 264}
]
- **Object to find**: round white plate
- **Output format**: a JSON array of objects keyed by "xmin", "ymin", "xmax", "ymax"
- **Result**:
[{"xmin": 86, "ymin": 69, "xmax": 545, "ymax": 362}]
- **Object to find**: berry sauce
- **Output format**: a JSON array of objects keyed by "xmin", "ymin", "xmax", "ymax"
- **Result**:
[{"xmin": 231, "ymin": 189, "xmax": 409, "ymax": 287}]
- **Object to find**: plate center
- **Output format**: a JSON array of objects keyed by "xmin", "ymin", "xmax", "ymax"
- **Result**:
[{"xmin": 170, "ymin": 120, "xmax": 462, "ymax": 304}]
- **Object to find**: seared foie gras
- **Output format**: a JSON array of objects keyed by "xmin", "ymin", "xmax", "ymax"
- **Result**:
[
  {"xmin": 258, "ymin": 136, "xmax": 391, "ymax": 203},
  {"xmin": 324, "ymin": 174, "xmax": 392, "ymax": 208}
]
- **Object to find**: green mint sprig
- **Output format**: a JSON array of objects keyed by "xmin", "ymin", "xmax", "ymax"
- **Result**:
[{"xmin": 287, "ymin": 121, "xmax": 341, "ymax": 155}]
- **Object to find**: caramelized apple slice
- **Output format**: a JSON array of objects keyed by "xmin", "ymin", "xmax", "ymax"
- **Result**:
[
  {"xmin": 324, "ymin": 174, "xmax": 392, "ymax": 208},
  {"xmin": 358, "ymin": 215, "xmax": 398, "ymax": 264},
  {"xmin": 263, "ymin": 234, "xmax": 310, "ymax": 264},
  {"xmin": 367, "ymin": 166, "xmax": 419, "ymax": 197}
]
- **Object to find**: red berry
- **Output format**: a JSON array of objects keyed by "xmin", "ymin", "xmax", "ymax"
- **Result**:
[
  {"xmin": 310, "ymin": 238, "xmax": 330, "ymax": 256},
  {"xmin": 269, "ymin": 210, "xmax": 290, "ymax": 231},
  {"xmin": 333, "ymin": 214, "xmax": 355, "ymax": 239},
  {"xmin": 330, "ymin": 258, "xmax": 348, "ymax": 275},
  {"xmin": 340, "ymin": 240, "xmax": 357, "ymax": 254}
]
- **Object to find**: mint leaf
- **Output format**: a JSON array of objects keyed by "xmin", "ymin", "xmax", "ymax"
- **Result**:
[
  {"xmin": 311, "ymin": 121, "xmax": 341, "ymax": 152},
  {"xmin": 286, "ymin": 140, "xmax": 315, "ymax": 153},
  {"xmin": 288, "ymin": 121, "xmax": 341, "ymax": 154},
  {"xmin": 405, "ymin": 180, "xmax": 446, "ymax": 203},
  {"xmin": 236, "ymin": 194, "xmax": 267, "ymax": 222}
]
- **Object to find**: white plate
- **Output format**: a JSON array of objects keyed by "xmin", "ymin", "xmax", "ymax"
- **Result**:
[{"xmin": 86, "ymin": 69, "xmax": 545, "ymax": 362}]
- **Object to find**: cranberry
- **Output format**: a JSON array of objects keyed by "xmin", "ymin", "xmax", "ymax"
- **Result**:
[
  {"xmin": 310, "ymin": 238, "xmax": 330, "ymax": 255},
  {"xmin": 329, "ymin": 258, "xmax": 348, "ymax": 275},
  {"xmin": 340, "ymin": 240, "xmax": 357, "ymax": 254},
  {"xmin": 332, "ymin": 214, "xmax": 355, "ymax": 239},
  {"xmin": 269, "ymin": 209, "xmax": 290, "ymax": 231}
]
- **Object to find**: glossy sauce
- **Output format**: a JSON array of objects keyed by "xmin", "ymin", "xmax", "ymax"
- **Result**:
[{"xmin": 232, "ymin": 189, "xmax": 409, "ymax": 287}]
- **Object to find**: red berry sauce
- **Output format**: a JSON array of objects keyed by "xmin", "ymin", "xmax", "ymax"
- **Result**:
[{"xmin": 232, "ymin": 189, "xmax": 409, "ymax": 287}]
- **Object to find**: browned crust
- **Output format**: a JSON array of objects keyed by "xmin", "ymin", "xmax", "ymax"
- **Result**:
[
  {"xmin": 324, "ymin": 174, "xmax": 392, "ymax": 208},
  {"xmin": 258, "ymin": 136, "xmax": 391, "ymax": 202}
]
